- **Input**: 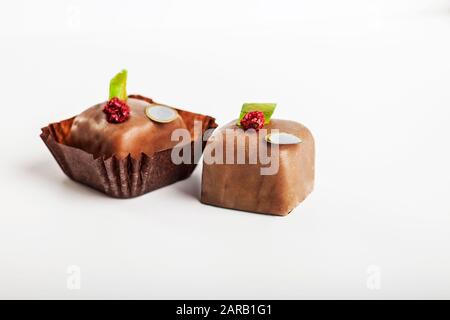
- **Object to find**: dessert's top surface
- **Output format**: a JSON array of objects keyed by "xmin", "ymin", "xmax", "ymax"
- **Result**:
[
  {"xmin": 218, "ymin": 118, "xmax": 308, "ymax": 144},
  {"xmin": 67, "ymin": 97, "xmax": 188, "ymax": 159},
  {"xmin": 225, "ymin": 118, "xmax": 304, "ymax": 132},
  {"xmin": 203, "ymin": 118, "xmax": 311, "ymax": 167},
  {"xmin": 203, "ymin": 103, "xmax": 309, "ymax": 165}
]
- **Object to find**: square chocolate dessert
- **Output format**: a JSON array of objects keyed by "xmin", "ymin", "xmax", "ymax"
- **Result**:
[
  {"xmin": 41, "ymin": 70, "xmax": 217, "ymax": 198},
  {"xmin": 201, "ymin": 104, "xmax": 314, "ymax": 216}
]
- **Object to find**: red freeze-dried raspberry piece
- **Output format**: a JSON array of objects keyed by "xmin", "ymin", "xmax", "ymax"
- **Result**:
[
  {"xmin": 103, "ymin": 97, "xmax": 130, "ymax": 123},
  {"xmin": 240, "ymin": 111, "xmax": 265, "ymax": 131}
]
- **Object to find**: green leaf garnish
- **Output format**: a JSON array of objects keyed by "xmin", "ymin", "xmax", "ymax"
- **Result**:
[
  {"xmin": 109, "ymin": 69, "xmax": 128, "ymax": 101},
  {"xmin": 237, "ymin": 103, "xmax": 277, "ymax": 125}
]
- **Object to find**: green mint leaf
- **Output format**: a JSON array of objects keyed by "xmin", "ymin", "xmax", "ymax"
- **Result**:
[{"xmin": 109, "ymin": 69, "xmax": 128, "ymax": 100}]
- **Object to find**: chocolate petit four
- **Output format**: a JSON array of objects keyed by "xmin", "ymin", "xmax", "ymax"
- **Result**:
[
  {"xmin": 41, "ymin": 70, "xmax": 217, "ymax": 198},
  {"xmin": 201, "ymin": 104, "xmax": 314, "ymax": 216}
]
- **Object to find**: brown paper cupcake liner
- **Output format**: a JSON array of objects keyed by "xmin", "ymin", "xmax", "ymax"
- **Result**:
[{"xmin": 40, "ymin": 95, "xmax": 217, "ymax": 198}]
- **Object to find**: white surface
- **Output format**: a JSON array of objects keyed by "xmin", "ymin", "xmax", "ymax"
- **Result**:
[{"xmin": 1, "ymin": 0, "xmax": 450, "ymax": 299}]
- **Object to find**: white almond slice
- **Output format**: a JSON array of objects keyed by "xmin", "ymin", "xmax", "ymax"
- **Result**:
[
  {"xmin": 145, "ymin": 105, "xmax": 178, "ymax": 123},
  {"xmin": 265, "ymin": 132, "xmax": 302, "ymax": 145}
]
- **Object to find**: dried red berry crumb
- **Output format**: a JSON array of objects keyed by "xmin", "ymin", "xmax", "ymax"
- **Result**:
[
  {"xmin": 103, "ymin": 97, "xmax": 130, "ymax": 123},
  {"xmin": 240, "ymin": 111, "xmax": 265, "ymax": 131}
]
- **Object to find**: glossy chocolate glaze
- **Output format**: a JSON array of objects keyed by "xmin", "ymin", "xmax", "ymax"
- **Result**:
[
  {"xmin": 201, "ymin": 119, "xmax": 315, "ymax": 216},
  {"xmin": 67, "ymin": 98, "xmax": 187, "ymax": 159}
]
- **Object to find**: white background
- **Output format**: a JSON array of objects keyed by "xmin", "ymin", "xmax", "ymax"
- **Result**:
[{"xmin": 0, "ymin": 0, "xmax": 449, "ymax": 299}]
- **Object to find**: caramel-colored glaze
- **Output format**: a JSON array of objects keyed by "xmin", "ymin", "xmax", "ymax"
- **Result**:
[
  {"xmin": 201, "ymin": 119, "xmax": 315, "ymax": 216},
  {"xmin": 67, "ymin": 98, "xmax": 187, "ymax": 159}
]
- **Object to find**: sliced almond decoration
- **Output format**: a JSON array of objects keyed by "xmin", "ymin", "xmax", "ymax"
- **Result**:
[
  {"xmin": 145, "ymin": 105, "xmax": 178, "ymax": 123},
  {"xmin": 265, "ymin": 132, "xmax": 302, "ymax": 145}
]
